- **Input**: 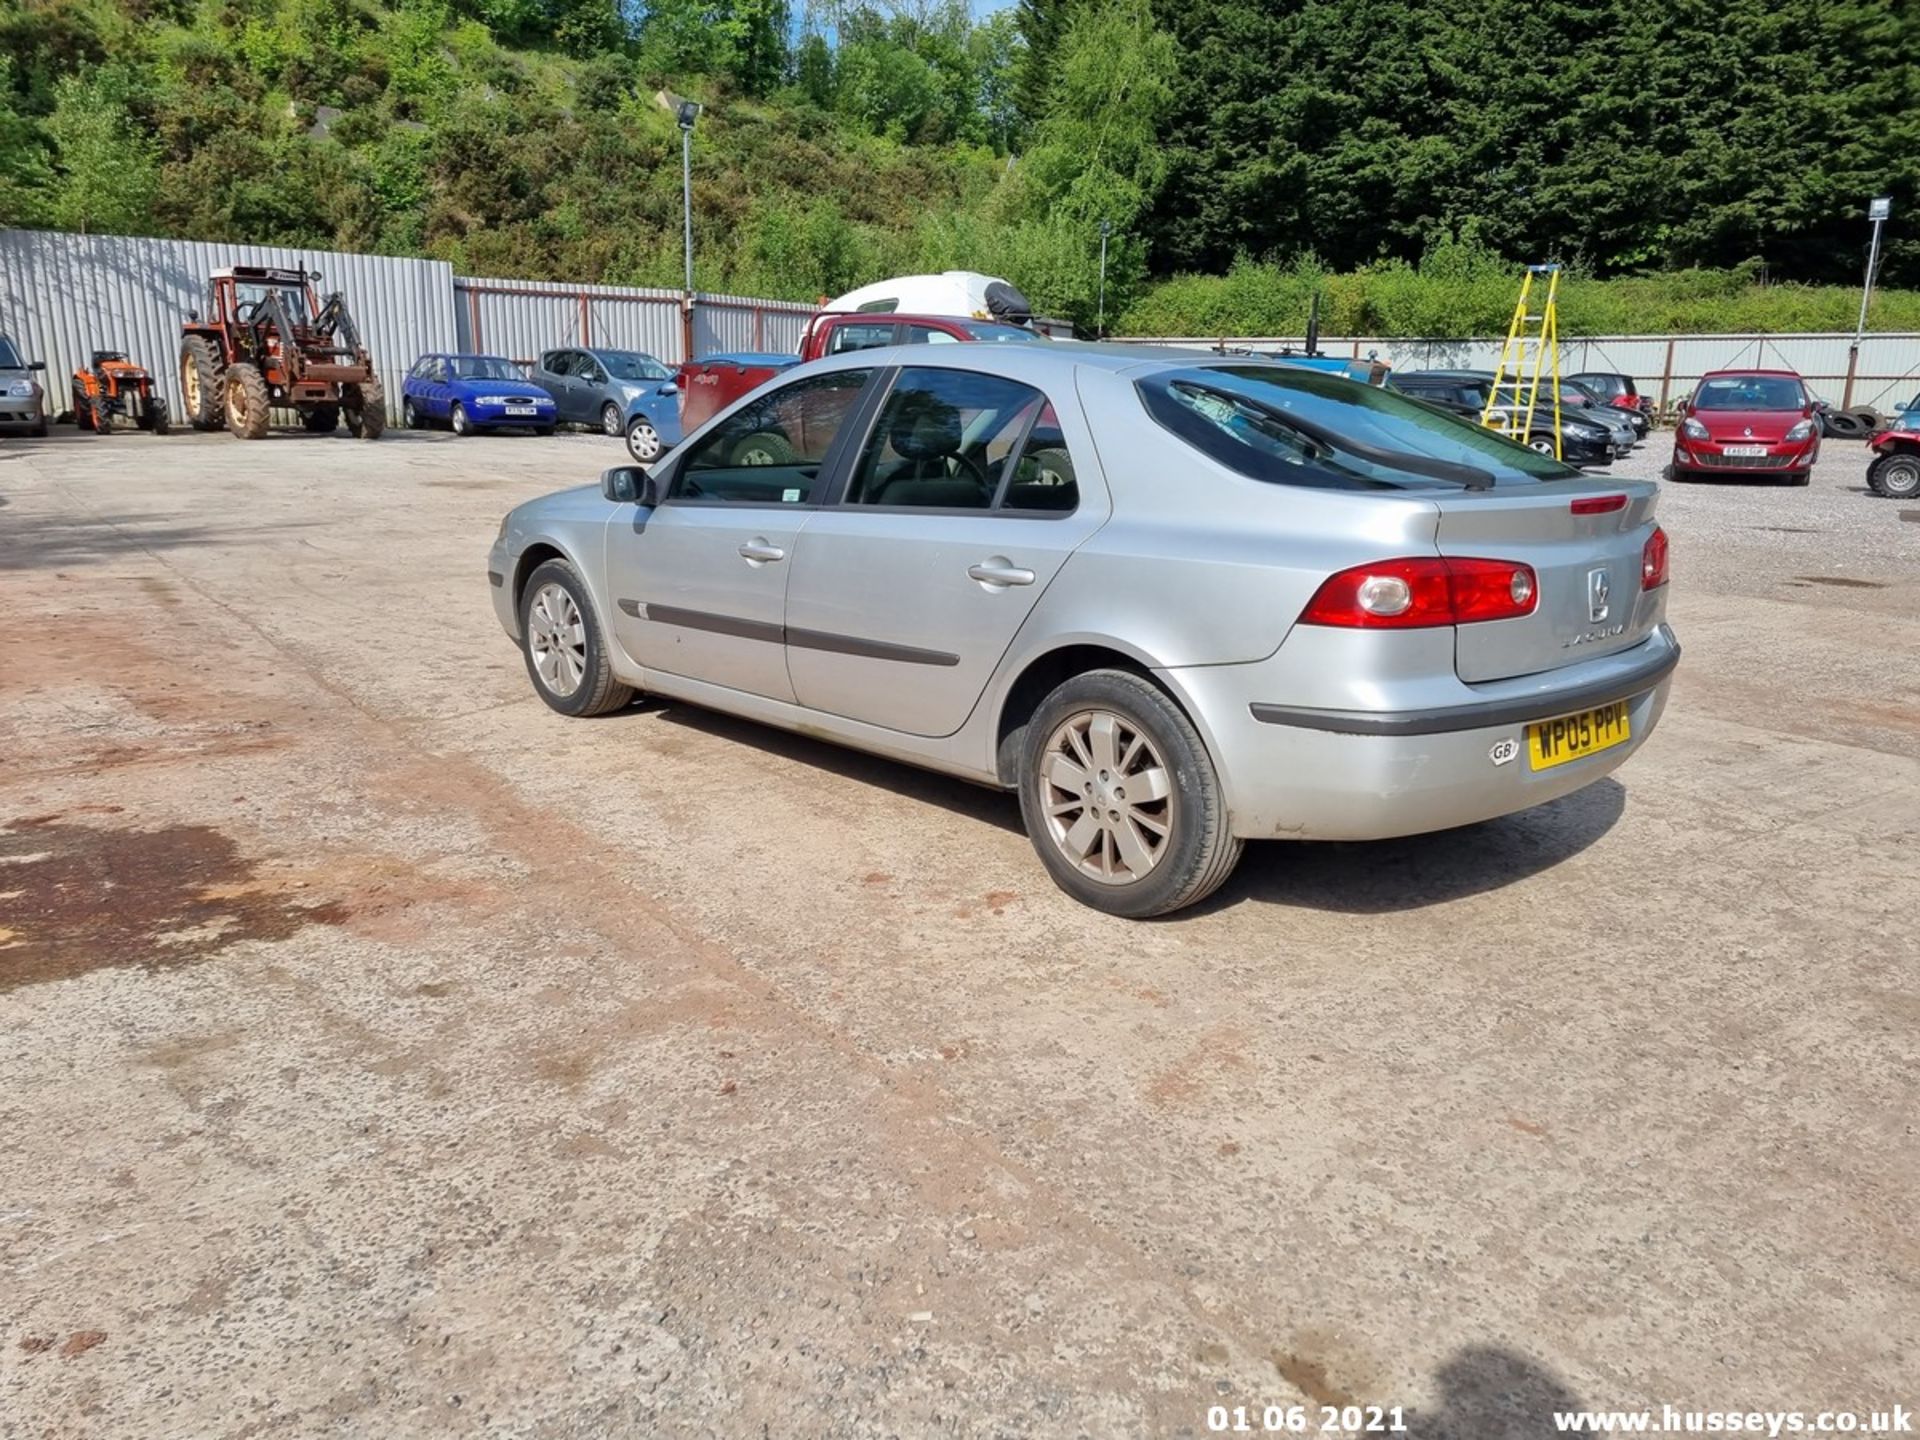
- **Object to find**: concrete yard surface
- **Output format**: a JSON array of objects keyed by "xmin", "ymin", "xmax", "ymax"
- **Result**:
[{"xmin": 1, "ymin": 427, "xmax": 1915, "ymax": 1438}]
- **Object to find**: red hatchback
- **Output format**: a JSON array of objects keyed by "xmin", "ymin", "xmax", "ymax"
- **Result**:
[{"xmin": 1671, "ymin": 369, "xmax": 1820, "ymax": 485}]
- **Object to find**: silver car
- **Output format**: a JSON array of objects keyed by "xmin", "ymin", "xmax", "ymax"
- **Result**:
[{"xmin": 488, "ymin": 346, "xmax": 1678, "ymax": 917}]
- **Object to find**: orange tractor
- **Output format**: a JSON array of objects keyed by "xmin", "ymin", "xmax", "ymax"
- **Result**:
[
  {"xmin": 178, "ymin": 265, "xmax": 383, "ymax": 439},
  {"xmin": 71, "ymin": 351, "xmax": 170, "ymax": 435}
]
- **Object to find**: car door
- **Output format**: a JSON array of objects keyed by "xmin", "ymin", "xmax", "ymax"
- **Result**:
[
  {"xmin": 427, "ymin": 358, "xmax": 455, "ymax": 420},
  {"xmin": 575, "ymin": 351, "xmax": 613, "ymax": 425},
  {"xmin": 549, "ymin": 350, "xmax": 590, "ymax": 422},
  {"xmin": 782, "ymin": 364, "xmax": 1108, "ymax": 738},
  {"xmin": 603, "ymin": 367, "xmax": 878, "ymax": 702}
]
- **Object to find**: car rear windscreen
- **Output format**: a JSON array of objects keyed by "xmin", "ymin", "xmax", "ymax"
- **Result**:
[{"xmin": 1138, "ymin": 365, "xmax": 1578, "ymax": 490}]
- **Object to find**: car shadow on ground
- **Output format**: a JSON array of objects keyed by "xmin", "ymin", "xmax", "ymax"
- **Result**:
[
  {"xmin": 637, "ymin": 698, "xmax": 1627, "ymax": 910},
  {"xmin": 1205, "ymin": 778, "xmax": 1626, "ymax": 917},
  {"xmin": 639, "ymin": 699, "xmax": 1028, "ymax": 835}
]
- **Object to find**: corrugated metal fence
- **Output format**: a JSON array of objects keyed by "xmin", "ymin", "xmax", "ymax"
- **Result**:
[
  {"xmin": 0, "ymin": 228, "xmax": 456, "ymax": 422},
  {"xmin": 1, "ymin": 227, "xmax": 822, "ymax": 424},
  {"xmin": 1108, "ymin": 332, "xmax": 1920, "ymax": 412},
  {"xmin": 452, "ymin": 276, "xmax": 816, "ymax": 366},
  {"xmin": 9, "ymin": 227, "xmax": 1919, "ymax": 425}
]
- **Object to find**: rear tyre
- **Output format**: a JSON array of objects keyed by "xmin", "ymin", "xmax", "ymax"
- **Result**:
[
  {"xmin": 402, "ymin": 398, "xmax": 423, "ymax": 430},
  {"xmin": 518, "ymin": 558, "xmax": 634, "ymax": 718},
  {"xmin": 180, "ymin": 335, "xmax": 225, "ymax": 430},
  {"xmin": 224, "ymin": 363, "xmax": 270, "ymax": 439},
  {"xmin": 343, "ymin": 378, "xmax": 385, "ymax": 439},
  {"xmin": 600, "ymin": 401, "xmax": 623, "ymax": 437},
  {"xmin": 1867, "ymin": 452, "xmax": 1920, "ymax": 498},
  {"xmin": 1018, "ymin": 669, "xmax": 1242, "ymax": 918},
  {"xmin": 302, "ymin": 404, "xmax": 339, "ymax": 434}
]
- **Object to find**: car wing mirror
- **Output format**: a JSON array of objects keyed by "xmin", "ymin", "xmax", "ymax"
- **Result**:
[
  {"xmin": 601, "ymin": 465, "xmax": 660, "ymax": 506},
  {"xmin": 27, "ymin": 359, "xmax": 45, "ymax": 371}
]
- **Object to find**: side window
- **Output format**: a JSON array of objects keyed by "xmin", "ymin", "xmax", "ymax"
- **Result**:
[
  {"xmin": 906, "ymin": 326, "xmax": 960, "ymax": 346},
  {"xmin": 1001, "ymin": 401, "xmax": 1078, "ymax": 513},
  {"xmin": 409, "ymin": 358, "xmax": 431, "ymax": 380},
  {"xmin": 577, "ymin": 352, "xmax": 604, "ymax": 382},
  {"xmin": 846, "ymin": 366, "xmax": 1070, "ymax": 513},
  {"xmin": 673, "ymin": 369, "xmax": 872, "ymax": 505},
  {"xmin": 828, "ymin": 323, "xmax": 899, "ymax": 355},
  {"xmin": 544, "ymin": 351, "xmax": 573, "ymax": 377},
  {"xmin": 855, "ymin": 298, "xmax": 899, "ymax": 313},
  {"xmin": 434, "ymin": 359, "xmax": 451, "ymax": 383}
]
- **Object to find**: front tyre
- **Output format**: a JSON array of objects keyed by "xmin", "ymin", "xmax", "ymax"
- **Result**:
[
  {"xmin": 1017, "ymin": 669, "xmax": 1242, "ymax": 918},
  {"xmin": 343, "ymin": 377, "xmax": 385, "ymax": 439},
  {"xmin": 518, "ymin": 559, "xmax": 634, "ymax": 718},
  {"xmin": 1867, "ymin": 452, "xmax": 1920, "ymax": 498},
  {"xmin": 451, "ymin": 402, "xmax": 472, "ymax": 437},
  {"xmin": 600, "ymin": 401, "xmax": 623, "ymax": 437},
  {"xmin": 625, "ymin": 417, "xmax": 662, "ymax": 463}
]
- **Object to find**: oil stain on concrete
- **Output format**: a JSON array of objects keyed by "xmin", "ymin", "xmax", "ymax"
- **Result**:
[{"xmin": 0, "ymin": 817, "xmax": 346, "ymax": 992}]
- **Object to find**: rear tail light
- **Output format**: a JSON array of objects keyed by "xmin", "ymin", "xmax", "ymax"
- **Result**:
[
  {"xmin": 1641, "ymin": 526, "xmax": 1669, "ymax": 590},
  {"xmin": 1300, "ymin": 557, "xmax": 1538, "ymax": 629},
  {"xmin": 1571, "ymin": 494, "xmax": 1627, "ymax": 515}
]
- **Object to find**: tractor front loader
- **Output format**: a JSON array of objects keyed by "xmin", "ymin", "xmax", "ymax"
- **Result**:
[{"xmin": 179, "ymin": 266, "xmax": 384, "ymax": 439}]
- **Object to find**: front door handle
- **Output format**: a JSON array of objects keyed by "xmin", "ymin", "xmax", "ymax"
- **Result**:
[
  {"xmin": 967, "ymin": 558, "xmax": 1035, "ymax": 588},
  {"xmin": 739, "ymin": 539, "xmax": 786, "ymax": 563}
]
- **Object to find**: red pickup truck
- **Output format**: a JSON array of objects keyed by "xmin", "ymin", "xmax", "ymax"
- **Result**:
[{"xmin": 677, "ymin": 312, "xmax": 1043, "ymax": 432}]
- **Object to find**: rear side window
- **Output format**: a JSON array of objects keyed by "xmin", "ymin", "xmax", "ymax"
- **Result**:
[
  {"xmin": 845, "ymin": 366, "xmax": 1075, "ymax": 513},
  {"xmin": 906, "ymin": 326, "xmax": 961, "ymax": 345},
  {"xmin": 829, "ymin": 323, "xmax": 898, "ymax": 354},
  {"xmin": 543, "ymin": 352, "xmax": 573, "ymax": 376},
  {"xmin": 1139, "ymin": 365, "xmax": 1575, "ymax": 490}
]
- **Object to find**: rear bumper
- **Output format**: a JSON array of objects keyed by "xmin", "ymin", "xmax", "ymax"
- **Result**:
[{"xmin": 1163, "ymin": 625, "xmax": 1679, "ymax": 841}]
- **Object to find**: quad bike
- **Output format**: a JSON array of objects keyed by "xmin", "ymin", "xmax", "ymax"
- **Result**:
[
  {"xmin": 71, "ymin": 352, "xmax": 170, "ymax": 435},
  {"xmin": 1865, "ymin": 419, "xmax": 1920, "ymax": 499},
  {"xmin": 178, "ymin": 265, "xmax": 383, "ymax": 439}
]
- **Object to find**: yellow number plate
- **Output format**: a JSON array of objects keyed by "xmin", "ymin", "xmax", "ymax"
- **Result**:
[{"xmin": 1527, "ymin": 700, "xmax": 1631, "ymax": 771}]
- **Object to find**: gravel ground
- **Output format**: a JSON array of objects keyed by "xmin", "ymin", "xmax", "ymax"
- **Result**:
[{"xmin": 0, "ymin": 422, "xmax": 1914, "ymax": 1439}]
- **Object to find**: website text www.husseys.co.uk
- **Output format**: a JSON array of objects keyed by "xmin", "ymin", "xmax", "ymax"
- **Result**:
[{"xmin": 1554, "ymin": 1406, "xmax": 1912, "ymax": 1436}]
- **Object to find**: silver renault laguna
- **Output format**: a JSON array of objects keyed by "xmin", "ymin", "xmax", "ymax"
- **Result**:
[{"xmin": 488, "ymin": 345, "xmax": 1677, "ymax": 917}]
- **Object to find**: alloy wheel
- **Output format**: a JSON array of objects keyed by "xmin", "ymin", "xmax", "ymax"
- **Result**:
[
  {"xmin": 627, "ymin": 421, "xmax": 661, "ymax": 462},
  {"xmin": 527, "ymin": 582, "xmax": 587, "ymax": 697},
  {"xmin": 601, "ymin": 403, "xmax": 622, "ymax": 437},
  {"xmin": 1037, "ymin": 709, "xmax": 1173, "ymax": 885}
]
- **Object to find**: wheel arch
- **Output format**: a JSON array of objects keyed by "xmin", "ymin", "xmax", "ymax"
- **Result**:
[{"xmin": 990, "ymin": 638, "xmax": 1209, "ymax": 788}]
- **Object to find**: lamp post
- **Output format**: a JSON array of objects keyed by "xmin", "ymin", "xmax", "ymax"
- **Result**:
[
  {"xmin": 677, "ymin": 99, "xmax": 700, "ymax": 360},
  {"xmin": 1844, "ymin": 196, "xmax": 1892, "ymax": 408},
  {"xmin": 1097, "ymin": 219, "xmax": 1112, "ymax": 338}
]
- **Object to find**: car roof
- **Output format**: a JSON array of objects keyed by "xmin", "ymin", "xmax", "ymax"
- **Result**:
[
  {"xmin": 1699, "ymin": 368, "xmax": 1802, "ymax": 379},
  {"xmin": 428, "ymin": 352, "xmax": 516, "ymax": 362},
  {"xmin": 818, "ymin": 312, "xmax": 1024, "ymax": 326},
  {"xmin": 783, "ymin": 340, "xmax": 1324, "ymax": 385}
]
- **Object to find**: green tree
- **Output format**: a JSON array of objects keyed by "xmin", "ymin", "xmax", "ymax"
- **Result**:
[
  {"xmin": 42, "ymin": 68, "xmax": 159, "ymax": 235},
  {"xmin": 1010, "ymin": 0, "xmax": 1066, "ymax": 132},
  {"xmin": 0, "ymin": 59, "xmax": 54, "ymax": 225}
]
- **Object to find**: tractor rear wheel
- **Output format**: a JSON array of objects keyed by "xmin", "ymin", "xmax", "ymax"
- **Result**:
[
  {"xmin": 180, "ymin": 335, "xmax": 225, "ymax": 430},
  {"xmin": 224, "ymin": 363, "xmax": 270, "ymax": 439},
  {"xmin": 343, "ymin": 377, "xmax": 385, "ymax": 440},
  {"xmin": 301, "ymin": 405, "xmax": 339, "ymax": 434}
]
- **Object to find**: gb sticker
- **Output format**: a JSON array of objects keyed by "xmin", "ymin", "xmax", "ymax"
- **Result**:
[{"xmin": 1488, "ymin": 737, "xmax": 1520, "ymax": 767}]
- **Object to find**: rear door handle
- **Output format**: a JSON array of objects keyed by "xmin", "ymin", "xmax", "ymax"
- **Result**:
[
  {"xmin": 739, "ymin": 539, "xmax": 786, "ymax": 563},
  {"xmin": 967, "ymin": 559, "xmax": 1035, "ymax": 588}
]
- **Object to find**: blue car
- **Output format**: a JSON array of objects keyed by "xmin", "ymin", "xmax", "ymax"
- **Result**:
[
  {"xmin": 401, "ymin": 354, "xmax": 558, "ymax": 436},
  {"xmin": 531, "ymin": 347, "xmax": 683, "ymax": 462}
]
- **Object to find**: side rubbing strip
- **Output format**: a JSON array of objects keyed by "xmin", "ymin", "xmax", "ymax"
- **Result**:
[
  {"xmin": 786, "ymin": 627, "xmax": 960, "ymax": 668},
  {"xmin": 635, "ymin": 604, "xmax": 960, "ymax": 667},
  {"xmin": 645, "ymin": 604, "xmax": 785, "ymax": 645}
]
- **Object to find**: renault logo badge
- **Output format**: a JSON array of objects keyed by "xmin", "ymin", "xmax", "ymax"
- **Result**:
[{"xmin": 1588, "ymin": 568, "xmax": 1612, "ymax": 623}]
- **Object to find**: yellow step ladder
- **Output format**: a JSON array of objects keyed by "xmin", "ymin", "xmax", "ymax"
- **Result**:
[{"xmin": 1481, "ymin": 264, "xmax": 1562, "ymax": 458}]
